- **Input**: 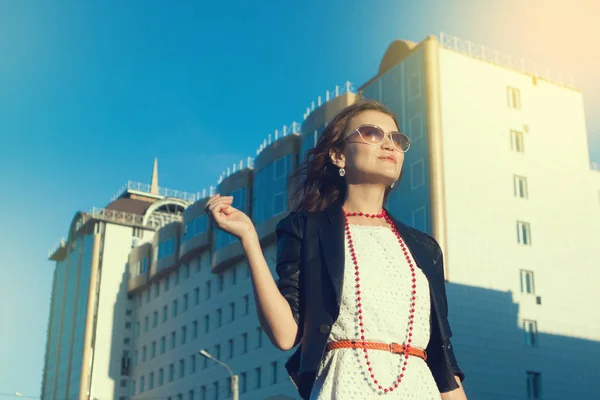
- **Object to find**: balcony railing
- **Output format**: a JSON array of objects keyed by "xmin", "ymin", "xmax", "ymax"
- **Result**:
[
  {"xmin": 303, "ymin": 81, "xmax": 357, "ymax": 120},
  {"xmin": 256, "ymin": 121, "xmax": 301, "ymax": 156},
  {"xmin": 217, "ymin": 157, "xmax": 255, "ymax": 185},
  {"xmin": 439, "ymin": 32, "xmax": 576, "ymax": 89},
  {"xmin": 110, "ymin": 180, "xmax": 200, "ymax": 203}
]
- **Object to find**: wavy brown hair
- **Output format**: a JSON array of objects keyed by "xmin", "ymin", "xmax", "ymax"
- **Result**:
[{"xmin": 289, "ymin": 98, "xmax": 400, "ymax": 212}]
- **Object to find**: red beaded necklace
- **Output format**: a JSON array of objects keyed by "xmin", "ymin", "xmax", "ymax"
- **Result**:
[{"xmin": 343, "ymin": 208, "xmax": 417, "ymax": 394}]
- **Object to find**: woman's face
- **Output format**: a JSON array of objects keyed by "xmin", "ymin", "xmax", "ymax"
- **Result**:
[{"xmin": 331, "ymin": 110, "xmax": 404, "ymax": 187}]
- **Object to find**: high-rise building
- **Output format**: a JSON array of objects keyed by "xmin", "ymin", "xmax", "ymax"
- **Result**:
[{"xmin": 43, "ymin": 33, "xmax": 600, "ymax": 400}]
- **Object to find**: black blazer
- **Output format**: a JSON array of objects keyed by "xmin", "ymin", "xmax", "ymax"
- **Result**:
[{"xmin": 275, "ymin": 201, "xmax": 464, "ymax": 399}]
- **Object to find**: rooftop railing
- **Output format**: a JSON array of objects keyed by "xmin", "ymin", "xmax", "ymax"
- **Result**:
[
  {"xmin": 256, "ymin": 121, "xmax": 301, "ymax": 156},
  {"xmin": 110, "ymin": 180, "xmax": 200, "ymax": 203},
  {"xmin": 48, "ymin": 238, "xmax": 66, "ymax": 259},
  {"xmin": 217, "ymin": 157, "xmax": 255, "ymax": 185},
  {"xmin": 303, "ymin": 81, "xmax": 356, "ymax": 120},
  {"xmin": 439, "ymin": 32, "xmax": 576, "ymax": 89}
]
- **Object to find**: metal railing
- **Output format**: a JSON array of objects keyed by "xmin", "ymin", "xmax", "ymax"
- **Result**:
[
  {"xmin": 439, "ymin": 32, "xmax": 576, "ymax": 89},
  {"xmin": 48, "ymin": 238, "xmax": 66, "ymax": 258},
  {"xmin": 303, "ymin": 81, "xmax": 357, "ymax": 120},
  {"xmin": 217, "ymin": 157, "xmax": 255, "ymax": 185},
  {"xmin": 110, "ymin": 180, "xmax": 200, "ymax": 203},
  {"xmin": 256, "ymin": 121, "xmax": 301, "ymax": 156}
]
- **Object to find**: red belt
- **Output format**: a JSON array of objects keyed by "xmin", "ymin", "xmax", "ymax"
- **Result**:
[{"xmin": 327, "ymin": 340, "xmax": 427, "ymax": 361}]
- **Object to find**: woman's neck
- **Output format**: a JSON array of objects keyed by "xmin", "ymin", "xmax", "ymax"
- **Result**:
[{"xmin": 342, "ymin": 184, "xmax": 386, "ymax": 215}]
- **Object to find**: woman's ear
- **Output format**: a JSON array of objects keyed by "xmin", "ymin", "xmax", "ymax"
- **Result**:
[{"xmin": 329, "ymin": 147, "xmax": 345, "ymax": 169}]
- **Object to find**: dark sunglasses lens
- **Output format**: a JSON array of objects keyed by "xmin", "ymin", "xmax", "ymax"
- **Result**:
[
  {"xmin": 392, "ymin": 132, "xmax": 410, "ymax": 151},
  {"xmin": 358, "ymin": 126, "xmax": 384, "ymax": 143}
]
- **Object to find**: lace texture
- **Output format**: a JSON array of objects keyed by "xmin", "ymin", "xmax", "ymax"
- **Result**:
[{"xmin": 310, "ymin": 225, "xmax": 439, "ymax": 399}]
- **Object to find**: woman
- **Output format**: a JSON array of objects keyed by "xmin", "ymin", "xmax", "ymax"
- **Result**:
[{"xmin": 205, "ymin": 99, "xmax": 467, "ymax": 399}]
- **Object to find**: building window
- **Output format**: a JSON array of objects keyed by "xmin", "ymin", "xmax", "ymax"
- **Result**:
[
  {"xmin": 160, "ymin": 336, "xmax": 166, "ymax": 354},
  {"xmin": 157, "ymin": 238, "xmax": 175, "ymax": 259},
  {"xmin": 190, "ymin": 354, "xmax": 197, "ymax": 374},
  {"xmin": 152, "ymin": 311, "xmax": 158, "ymax": 328},
  {"xmin": 240, "ymin": 372, "xmax": 247, "ymax": 394},
  {"xmin": 212, "ymin": 381, "xmax": 219, "ymax": 400},
  {"xmin": 126, "ymin": 322, "xmax": 132, "ymax": 330},
  {"xmin": 510, "ymin": 130, "xmax": 524, "ymax": 153},
  {"xmin": 177, "ymin": 394, "xmax": 183, "ymax": 400},
  {"xmin": 181, "ymin": 326, "xmax": 187, "ymax": 345},
  {"xmin": 164, "ymin": 276, "xmax": 170, "ymax": 291},
  {"xmin": 120, "ymin": 379, "xmax": 127, "ymax": 388},
  {"xmin": 153, "ymin": 282, "xmax": 160, "ymax": 297},
  {"xmin": 141, "ymin": 346, "xmax": 147, "ymax": 362},
  {"xmin": 172, "ymin": 299, "xmax": 179, "ymax": 317},
  {"xmin": 139, "ymin": 376, "xmax": 145, "ymax": 393},
  {"xmin": 243, "ymin": 295, "xmax": 249, "ymax": 316},
  {"xmin": 124, "ymin": 337, "xmax": 131, "ymax": 345},
  {"xmin": 188, "ymin": 389, "xmax": 195, "ymax": 400},
  {"xmin": 523, "ymin": 320, "xmax": 538, "ymax": 346},
  {"xmin": 216, "ymin": 308, "xmax": 222, "ymax": 328},
  {"xmin": 229, "ymin": 302, "xmax": 235, "ymax": 322},
  {"xmin": 158, "ymin": 368, "xmax": 164, "ymax": 386},
  {"xmin": 183, "ymin": 293, "xmax": 189, "ymax": 312},
  {"xmin": 226, "ymin": 377, "xmax": 232, "ymax": 398},
  {"xmin": 148, "ymin": 372, "xmax": 154, "ymax": 390},
  {"xmin": 133, "ymin": 350, "xmax": 138, "ymax": 367},
  {"xmin": 507, "ymin": 86, "xmax": 521, "ymax": 109},
  {"xmin": 126, "ymin": 309, "xmax": 133, "ymax": 316},
  {"xmin": 227, "ymin": 339, "xmax": 234, "ymax": 359},
  {"xmin": 218, "ymin": 275, "xmax": 224, "ymax": 292},
  {"xmin": 242, "ymin": 333, "xmax": 248, "ymax": 354},
  {"xmin": 514, "ymin": 175, "xmax": 528, "ymax": 199},
  {"xmin": 144, "ymin": 317, "xmax": 149, "ymax": 332},
  {"xmin": 215, "ymin": 344, "xmax": 221, "ymax": 361},
  {"xmin": 200, "ymin": 386, "xmax": 206, "ymax": 400},
  {"xmin": 232, "ymin": 267, "xmax": 237, "ymax": 285},
  {"xmin": 520, "ymin": 270, "xmax": 535, "ymax": 294},
  {"xmin": 175, "ymin": 268, "xmax": 180, "ymax": 285},
  {"xmin": 204, "ymin": 315, "xmax": 210, "ymax": 333},
  {"xmin": 202, "ymin": 355, "xmax": 208, "ymax": 369},
  {"xmin": 179, "ymin": 359, "xmax": 185, "ymax": 378},
  {"xmin": 410, "ymin": 159, "xmax": 425, "ymax": 190},
  {"xmin": 517, "ymin": 221, "xmax": 532, "ymax": 245},
  {"xmin": 256, "ymin": 327, "xmax": 263, "ymax": 348},
  {"xmin": 193, "ymin": 320, "xmax": 199, "ymax": 339},
  {"xmin": 171, "ymin": 331, "xmax": 177, "ymax": 349},
  {"xmin": 184, "ymin": 264, "xmax": 190, "ymax": 279},
  {"xmin": 205, "ymin": 281, "xmax": 212, "ymax": 299},
  {"xmin": 169, "ymin": 363, "xmax": 175, "ymax": 382},
  {"xmin": 194, "ymin": 287, "xmax": 200, "ymax": 305},
  {"xmin": 255, "ymin": 367, "xmax": 262, "ymax": 389},
  {"xmin": 526, "ymin": 371, "xmax": 542, "ymax": 399},
  {"xmin": 162, "ymin": 305, "xmax": 168, "ymax": 323},
  {"xmin": 151, "ymin": 341, "xmax": 156, "ymax": 358},
  {"xmin": 271, "ymin": 361, "xmax": 278, "ymax": 384}
]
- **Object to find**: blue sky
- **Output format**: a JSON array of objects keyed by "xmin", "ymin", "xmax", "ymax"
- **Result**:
[{"xmin": 1, "ymin": 0, "xmax": 598, "ymax": 397}]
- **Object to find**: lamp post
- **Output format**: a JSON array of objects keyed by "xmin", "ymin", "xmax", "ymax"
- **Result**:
[{"xmin": 198, "ymin": 349, "xmax": 239, "ymax": 400}]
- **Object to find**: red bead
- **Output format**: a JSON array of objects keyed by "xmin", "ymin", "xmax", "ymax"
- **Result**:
[
  {"xmin": 371, "ymin": 374, "xmax": 375, "ymax": 379},
  {"xmin": 361, "ymin": 335, "xmax": 365, "ymax": 340},
  {"xmin": 357, "ymin": 296, "xmax": 361, "ymax": 301},
  {"xmin": 360, "ymin": 329, "xmax": 364, "ymax": 333},
  {"xmin": 394, "ymin": 383, "xmax": 399, "ymax": 387},
  {"xmin": 359, "ymin": 212, "xmax": 363, "ymax": 216},
  {"xmin": 368, "ymin": 367, "xmax": 372, "ymax": 372},
  {"xmin": 384, "ymin": 389, "xmax": 388, "ymax": 393},
  {"xmin": 378, "ymin": 385, "xmax": 382, "ymax": 390},
  {"xmin": 365, "ymin": 213, "xmax": 370, "ymax": 217},
  {"xmin": 358, "ymin": 303, "xmax": 362, "ymax": 307},
  {"xmin": 400, "ymin": 373, "xmax": 404, "ymax": 378},
  {"xmin": 371, "ymin": 215, "xmax": 375, "ymax": 218}
]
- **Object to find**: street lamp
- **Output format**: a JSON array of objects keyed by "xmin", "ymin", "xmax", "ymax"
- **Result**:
[
  {"xmin": 14, "ymin": 392, "xmax": 33, "ymax": 400},
  {"xmin": 198, "ymin": 349, "xmax": 239, "ymax": 400}
]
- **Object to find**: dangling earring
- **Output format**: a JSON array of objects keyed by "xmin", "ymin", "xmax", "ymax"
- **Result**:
[
  {"xmin": 390, "ymin": 182, "xmax": 395, "ymax": 188},
  {"xmin": 339, "ymin": 167, "xmax": 346, "ymax": 177}
]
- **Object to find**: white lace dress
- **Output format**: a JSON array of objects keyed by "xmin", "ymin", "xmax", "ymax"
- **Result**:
[{"xmin": 310, "ymin": 225, "xmax": 440, "ymax": 399}]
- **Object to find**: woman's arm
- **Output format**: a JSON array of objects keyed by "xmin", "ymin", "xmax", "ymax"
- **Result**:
[
  {"xmin": 440, "ymin": 376, "xmax": 467, "ymax": 400},
  {"xmin": 206, "ymin": 194, "xmax": 300, "ymax": 351},
  {"xmin": 242, "ymin": 227, "xmax": 300, "ymax": 351}
]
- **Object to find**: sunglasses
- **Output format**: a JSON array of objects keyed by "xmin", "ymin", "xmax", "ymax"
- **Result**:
[{"xmin": 344, "ymin": 124, "xmax": 411, "ymax": 153}]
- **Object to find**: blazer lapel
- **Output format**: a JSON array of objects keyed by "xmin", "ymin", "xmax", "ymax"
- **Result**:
[{"xmin": 318, "ymin": 201, "xmax": 345, "ymax": 309}]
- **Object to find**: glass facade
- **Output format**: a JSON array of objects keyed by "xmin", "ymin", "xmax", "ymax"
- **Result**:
[
  {"xmin": 361, "ymin": 47, "xmax": 433, "ymax": 234},
  {"xmin": 215, "ymin": 186, "xmax": 246, "ymax": 250},
  {"xmin": 184, "ymin": 215, "xmax": 207, "ymax": 241},
  {"xmin": 252, "ymin": 154, "xmax": 292, "ymax": 225},
  {"xmin": 158, "ymin": 238, "xmax": 176, "ymax": 259},
  {"xmin": 300, "ymin": 126, "xmax": 325, "ymax": 162}
]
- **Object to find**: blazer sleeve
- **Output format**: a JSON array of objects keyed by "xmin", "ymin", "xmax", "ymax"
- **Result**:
[
  {"xmin": 435, "ymin": 243, "xmax": 465, "ymax": 383},
  {"xmin": 275, "ymin": 212, "xmax": 304, "ymax": 333}
]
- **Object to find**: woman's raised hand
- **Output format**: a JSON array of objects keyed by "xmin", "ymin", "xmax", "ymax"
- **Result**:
[{"xmin": 205, "ymin": 194, "xmax": 256, "ymax": 241}]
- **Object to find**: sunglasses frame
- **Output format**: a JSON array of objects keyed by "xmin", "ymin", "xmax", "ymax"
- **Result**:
[{"xmin": 344, "ymin": 124, "xmax": 411, "ymax": 153}]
